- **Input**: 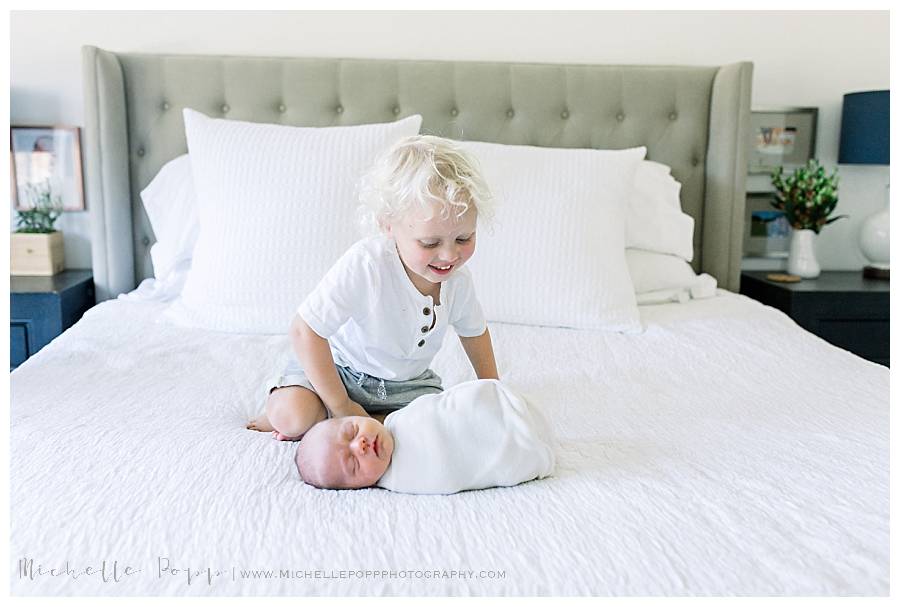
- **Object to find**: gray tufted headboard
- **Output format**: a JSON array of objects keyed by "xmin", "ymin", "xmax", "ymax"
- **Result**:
[{"xmin": 82, "ymin": 46, "xmax": 751, "ymax": 301}]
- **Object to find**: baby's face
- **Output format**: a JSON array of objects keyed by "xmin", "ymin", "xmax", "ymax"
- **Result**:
[
  {"xmin": 299, "ymin": 416, "xmax": 395, "ymax": 489},
  {"xmin": 387, "ymin": 202, "xmax": 477, "ymax": 287}
]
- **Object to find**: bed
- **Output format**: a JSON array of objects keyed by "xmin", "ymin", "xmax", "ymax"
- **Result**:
[{"xmin": 9, "ymin": 47, "xmax": 888, "ymax": 596}]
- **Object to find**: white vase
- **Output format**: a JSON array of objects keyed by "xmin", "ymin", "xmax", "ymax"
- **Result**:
[{"xmin": 787, "ymin": 229, "xmax": 821, "ymax": 279}]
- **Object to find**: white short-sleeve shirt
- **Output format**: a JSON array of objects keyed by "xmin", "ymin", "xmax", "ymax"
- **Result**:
[{"xmin": 298, "ymin": 235, "xmax": 487, "ymax": 381}]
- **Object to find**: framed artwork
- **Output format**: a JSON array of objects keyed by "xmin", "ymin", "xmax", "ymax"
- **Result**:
[
  {"xmin": 743, "ymin": 192, "xmax": 791, "ymax": 258},
  {"xmin": 10, "ymin": 125, "xmax": 85, "ymax": 211},
  {"xmin": 748, "ymin": 107, "xmax": 818, "ymax": 175}
]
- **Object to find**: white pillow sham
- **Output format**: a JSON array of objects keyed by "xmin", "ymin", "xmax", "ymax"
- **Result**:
[
  {"xmin": 139, "ymin": 154, "xmax": 199, "ymax": 281},
  {"xmin": 461, "ymin": 142, "xmax": 647, "ymax": 332},
  {"xmin": 626, "ymin": 160, "xmax": 694, "ymax": 261},
  {"xmin": 139, "ymin": 142, "xmax": 702, "ymax": 316},
  {"xmin": 164, "ymin": 109, "xmax": 422, "ymax": 334},
  {"xmin": 626, "ymin": 249, "xmax": 717, "ymax": 304}
]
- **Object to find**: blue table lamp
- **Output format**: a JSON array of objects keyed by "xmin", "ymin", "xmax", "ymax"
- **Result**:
[{"xmin": 838, "ymin": 90, "xmax": 890, "ymax": 279}]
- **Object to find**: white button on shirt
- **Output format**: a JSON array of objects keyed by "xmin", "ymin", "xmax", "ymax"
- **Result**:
[{"xmin": 298, "ymin": 235, "xmax": 487, "ymax": 381}]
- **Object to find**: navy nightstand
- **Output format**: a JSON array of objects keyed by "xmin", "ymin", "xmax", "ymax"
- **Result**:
[
  {"xmin": 10, "ymin": 270, "xmax": 95, "ymax": 370},
  {"xmin": 740, "ymin": 270, "xmax": 889, "ymax": 367}
]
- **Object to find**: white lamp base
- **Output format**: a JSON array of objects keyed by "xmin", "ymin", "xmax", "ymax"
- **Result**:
[{"xmin": 859, "ymin": 187, "xmax": 889, "ymax": 281}]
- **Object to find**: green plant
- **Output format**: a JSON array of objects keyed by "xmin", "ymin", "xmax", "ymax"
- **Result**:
[
  {"xmin": 15, "ymin": 181, "xmax": 63, "ymax": 233},
  {"xmin": 770, "ymin": 159, "xmax": 845, "ymax": 233}
]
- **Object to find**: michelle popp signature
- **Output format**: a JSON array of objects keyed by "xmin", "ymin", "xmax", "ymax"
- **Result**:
[
  {"xmin": 17, "ymin": 557, "xmax": 140, "ymax": 583},
  {"xmin": 16, "ymin": 556, "xmax": 226, "ymax": 586}
]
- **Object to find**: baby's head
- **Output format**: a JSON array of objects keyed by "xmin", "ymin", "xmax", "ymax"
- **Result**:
[
  {"xmin": 358, "ymin": 135, "xmax": 493, "ymax": 284},
  {"xmin": 295, "ymin": 416, "xmax": 395, "ymax": 490}
]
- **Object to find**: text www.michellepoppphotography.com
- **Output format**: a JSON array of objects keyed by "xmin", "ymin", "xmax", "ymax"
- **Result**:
[{"xmin": 16, "ymin": 556, "xmax": 506, "ymax": 587}]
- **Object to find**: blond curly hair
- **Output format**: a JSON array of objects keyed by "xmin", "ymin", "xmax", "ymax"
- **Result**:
[{"xmin": 357, "ymin": 135, "xmax": 494, "ymax": 235}]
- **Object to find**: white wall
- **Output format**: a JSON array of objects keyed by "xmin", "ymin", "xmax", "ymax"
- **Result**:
[{"xmin": 10, "ymin": 10, "xmax": 890, "ymax": 271}]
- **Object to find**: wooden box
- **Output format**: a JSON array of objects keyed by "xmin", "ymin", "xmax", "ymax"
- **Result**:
[{"xmin": 11, "ymin": 231, "xmax": 65, "ymax": 276}]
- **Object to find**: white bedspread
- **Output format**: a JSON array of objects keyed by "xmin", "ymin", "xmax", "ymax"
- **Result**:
[{"xmin": 10, "ymin": 292, "xmax": 889, "ymax": 596}]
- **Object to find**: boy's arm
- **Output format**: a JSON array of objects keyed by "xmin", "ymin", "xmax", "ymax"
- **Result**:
[
  {"xmin": 290, "ymin": 314, "xmax": 368, "ymax": 418},
  {"xmin": 458, "ymin": 327, "xmax": 499, "ymax": 380}
]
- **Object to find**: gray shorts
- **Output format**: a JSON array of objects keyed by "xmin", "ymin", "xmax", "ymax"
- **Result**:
[{"xmin": 263, "ymin": 358, "xmax": 443, "ymax": 416}]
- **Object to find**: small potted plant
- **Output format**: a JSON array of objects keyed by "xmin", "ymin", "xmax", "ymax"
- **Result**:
[
  {"xmin": 11, "ymin": 181, "xmax": 66, "ymax": 276},
  {"xmin": 770, "ymin": 159, "xmax": 845, "ymax": 279}
]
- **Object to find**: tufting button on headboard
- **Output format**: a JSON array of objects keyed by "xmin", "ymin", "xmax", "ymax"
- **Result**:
[
  {"xmin": 278, "ymin": 104, "xmax": 286, "ymax": 113},
  {"xmin": 450, "ymin": 107, "xmax": 459, "ymax": 117},
  {"xmin": 560, "ymin": 110, "xmax": 569, "ymax": 119},
  {"xmin": 616, "ymin": 113, "xmax": 625, "ymax": 122},
  {"xmin": 335, "ymin": 105, "xmax": 344, "ymax": 114},
  {"xmin": 669, "ymin": 111, "xmax": 678, "ymax": 121},
  {"xmin": 506, "ymin": 109, "xmax": 515, "ymax": 118},
  {"xmin": 162, "ymin": 102, "xmax": 170, "ymax": 111}
]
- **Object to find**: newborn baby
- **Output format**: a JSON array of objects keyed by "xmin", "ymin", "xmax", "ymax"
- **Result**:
[{"xmin": 294, "ymin": 379, "xmax": 556, "ymax": 494}]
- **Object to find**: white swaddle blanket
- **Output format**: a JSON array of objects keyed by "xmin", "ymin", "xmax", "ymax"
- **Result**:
[{"xmin": 376, "ymin": 379, "xmax": 556, "ymax": 495}]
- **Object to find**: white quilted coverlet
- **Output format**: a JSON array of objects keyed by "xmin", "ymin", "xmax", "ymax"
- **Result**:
[{"xmin": 10, "ymin": 293, "xmax": 888, "ymax": 596}]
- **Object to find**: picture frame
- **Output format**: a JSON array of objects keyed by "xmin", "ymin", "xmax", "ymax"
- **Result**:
[
  {"xmin": 10, "ymin": 125, "xmax": 85, "ymax": 211},
  {"xmin": 743, "ymin": 192, "xmax": 791, "ymax": 258},
  {"xmin": 747, "ymin": 107, "xmax": 818, "ymax": 175}
]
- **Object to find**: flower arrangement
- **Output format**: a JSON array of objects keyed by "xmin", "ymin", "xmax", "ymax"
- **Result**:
[
  {"xmin": 770, "ymin": 159, "xmax": 845, "ymax": 234},
  {"xmin": 15, "ymin": 181, "xmax": 63, "ymax": 233}
]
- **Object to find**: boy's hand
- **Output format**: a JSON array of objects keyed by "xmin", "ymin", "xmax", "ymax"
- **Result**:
[{"xmin": 330, "ymin": 398, "xmax": 370, "ymax": 419}]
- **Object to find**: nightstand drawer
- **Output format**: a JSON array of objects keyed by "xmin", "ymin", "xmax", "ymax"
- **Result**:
[
  {"xmin": 816, "ymin": 319, "xmax": 889, "ymax": 364},
  {"xmin": 10, "ymin": 322, "xmax": 29, "ymax": 368},
  {"xmin": 793, "ymin": 291, "xmax": 888, "ymax": 323}
]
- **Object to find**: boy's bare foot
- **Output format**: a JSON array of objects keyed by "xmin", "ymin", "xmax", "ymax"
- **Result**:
[
  {"xmin": 272, "ymin": 430, "xmax": 302, "ymax": 441},
  {"xmin": 246, "ymin": 413, "xmax": 275, "ymax": 432},
  {"xmin": 246, "ymin": 414, "xmax": 301, "ymax": 440}
]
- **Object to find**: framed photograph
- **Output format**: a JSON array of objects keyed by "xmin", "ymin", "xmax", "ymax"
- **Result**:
[
  {"xmin": 748, "ymin": 107, "xmax": 818, "ymax": 175},
  {"xmin": 10, "ymin": 125, "xmax": 85, "ymax": 211},
  {"xmin": 743, "ymin": 192, "xmax": 791, "ymax": 258}
]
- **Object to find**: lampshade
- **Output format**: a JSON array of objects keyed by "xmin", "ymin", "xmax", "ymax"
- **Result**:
[{"xmin": 838, "ymin": 90, "xmax": 889, "ymax": 165}]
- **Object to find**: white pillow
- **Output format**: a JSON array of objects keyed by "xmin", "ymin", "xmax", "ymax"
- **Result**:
[
  {"xmin": 164, "ymin": 109, "xmax": 422, "ymax": 333},
  {"xmin": 626, "ymin": 249, "xmax": 717, "ymax": 304},
  {"xmin": 626, "ymin": 160, "xmax": 695, "ymax": 261},
  {"xmin": 461, "ymin": 142, "xmax": 646, "ymax": 332},
  {"xmin": 139, "ymin": 154, "xmax": 199, "ymax": 281}
]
